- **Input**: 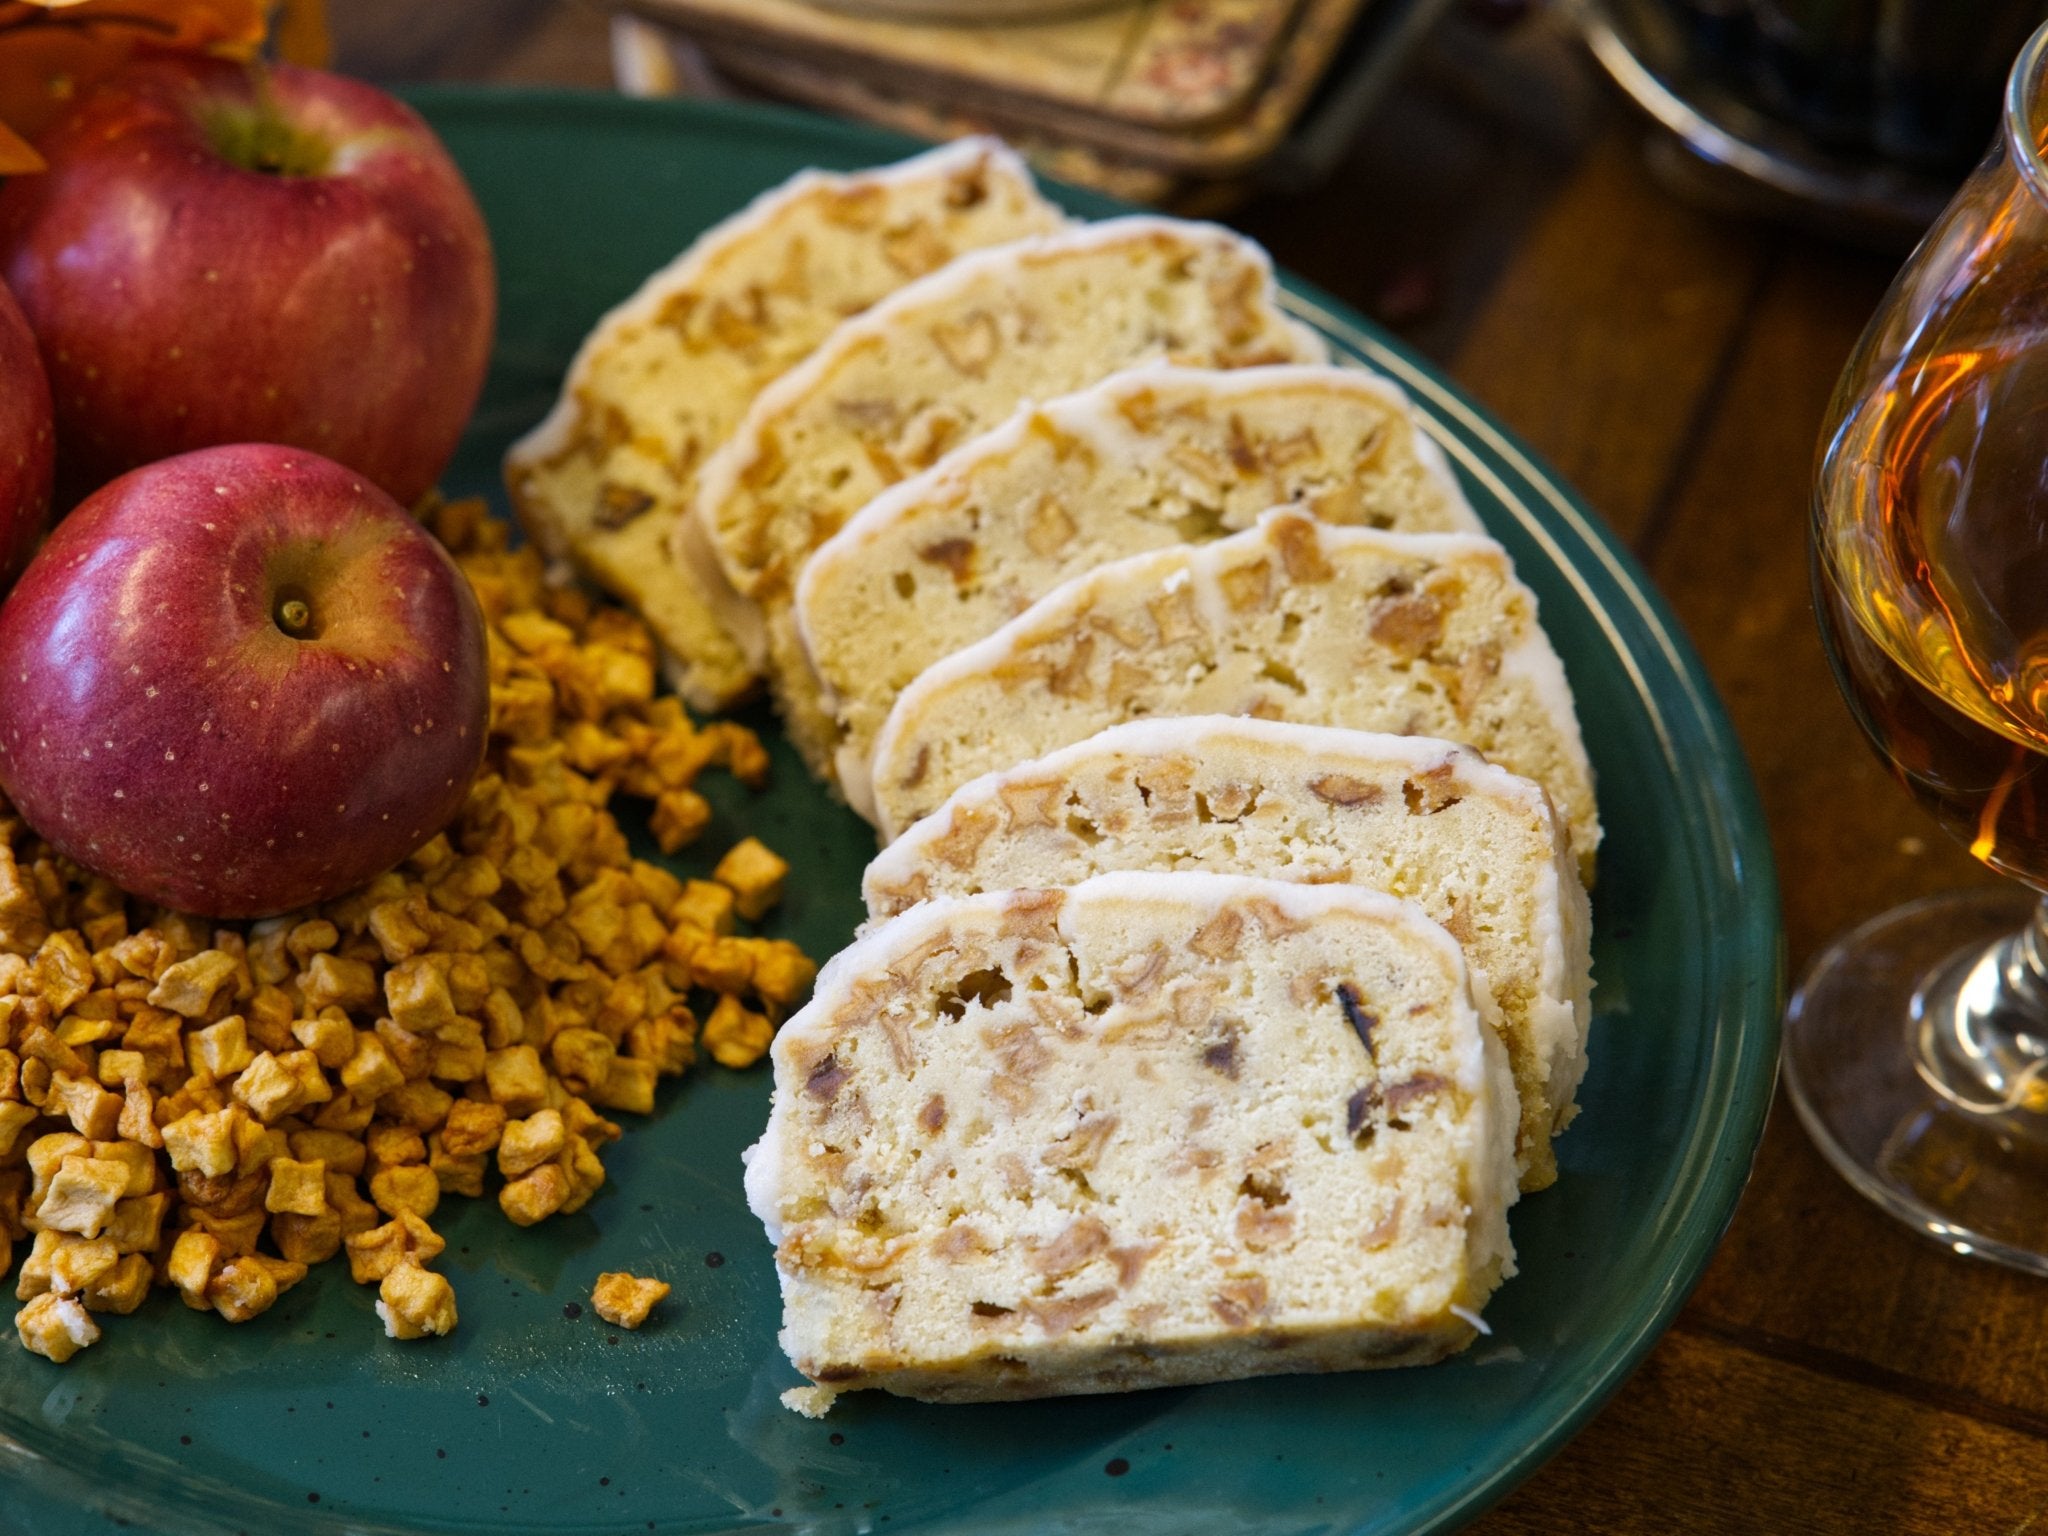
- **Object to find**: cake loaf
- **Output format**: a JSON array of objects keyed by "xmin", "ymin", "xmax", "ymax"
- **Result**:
[
  {"xmin": 865, "ymin": 717, "xmax": 1591, "ymax": 1189},
  {"xmin": 503, "ymin": 138, "xmax": 1065, "ymax": 711},
  {"xmin": 867, "ymin": 510, "xmax": 1600, "ymax": 878},
  {"xmin": 687, "ymin": 217, "xmax": 1328, "ymax": 773},
  {"xmin": 743, "ymin": 871, "xmax": 1518, "ymax": 1408},
  {"xmin": 797, "ymin": 364, "xmax": 1479, "ymax": 813}
]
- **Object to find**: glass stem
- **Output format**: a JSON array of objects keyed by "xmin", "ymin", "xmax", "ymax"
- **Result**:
[
  {"xmin": 2003, "ymin": 897, "xmax": 2048, "ymax": 1017},
  {"xmin": 1915, "ymin": 896, "xmax": 2048, "ymax": 1116}
]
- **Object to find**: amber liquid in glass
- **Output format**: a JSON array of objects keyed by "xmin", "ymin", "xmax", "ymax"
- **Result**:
[{"xmin": 1814, "ymin": 338, "xmax": 2048, "ymax": 886}]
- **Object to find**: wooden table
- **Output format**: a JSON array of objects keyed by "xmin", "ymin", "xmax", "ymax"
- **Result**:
[{"xmin": 337, "ymin": 4, "xmax": 2045, "ymax": 1528}]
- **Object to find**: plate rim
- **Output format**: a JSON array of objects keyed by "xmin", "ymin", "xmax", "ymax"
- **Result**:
[{"xmin": 0, "ymin": 86, "xmax": 1786, "ymax": 1536}]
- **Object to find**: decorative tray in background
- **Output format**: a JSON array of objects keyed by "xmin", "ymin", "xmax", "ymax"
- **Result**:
[{"xmin": 609, "ymin": 0, "xmax": 1453, "ymax": 205}]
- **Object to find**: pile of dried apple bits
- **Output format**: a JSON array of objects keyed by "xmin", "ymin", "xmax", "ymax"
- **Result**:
[{"xmin": 3, "ymin": 496, "xmax": 814, "ymax": 1361}]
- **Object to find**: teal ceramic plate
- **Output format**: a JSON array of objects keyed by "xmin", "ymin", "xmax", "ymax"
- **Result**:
[{"xmin": 0, "ymin": 93, "xmax": 1782, "ymax": 1536}]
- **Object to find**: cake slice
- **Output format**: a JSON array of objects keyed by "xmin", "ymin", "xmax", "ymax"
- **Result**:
[
  {"xmin": 867, "ymin": 509, "xmax": 1600, "ymax": 880},
  {"xmin": 865, "ymin": 718, "xmax": 1590, "ymax": 1190},
  {"xmin": 743, "ymin": 871, "xmax": 1518, "ymax": 1407},
  {"xmin": 503, "ymin": 138, "xmax": 1065, "ymax": 711},
  {"xmin": 687, "ymin": 216, "xmax": 1328, "ymax": 772},
  {"xmin": 797, "ymin": 364, "xmax": 1480, "ymax": 810}
]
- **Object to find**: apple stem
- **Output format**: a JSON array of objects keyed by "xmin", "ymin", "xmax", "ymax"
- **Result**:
[
  {"xmin": 204, "ymin": 63, "xmax": 333, "ymax": 179},
  {"xmin": 278, "ymin": 597, "xmax": 313, "ymax": 636}
]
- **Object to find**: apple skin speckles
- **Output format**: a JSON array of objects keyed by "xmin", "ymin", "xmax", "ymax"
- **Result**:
[{"xmin": 0, "ymin": 445, "xmax": 489, "ymax": 918}]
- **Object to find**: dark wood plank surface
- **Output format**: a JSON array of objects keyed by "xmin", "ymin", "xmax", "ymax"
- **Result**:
[
  {"xmin": 331, "ymin": 2, "xmax": 2048, "ymax": 1527},
  {"xmin": 1446, "ymin": 129, "xmax": 1771, "ymax": 545}
]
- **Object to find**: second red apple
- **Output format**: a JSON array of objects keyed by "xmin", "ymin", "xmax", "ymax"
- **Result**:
[
  {"xmin": 0, "ymin": 57, "xmax": 495, "ymax": 509},
  {"xmin": 0, "ymin": 445, "xmax": 490, "ymax": 918}
]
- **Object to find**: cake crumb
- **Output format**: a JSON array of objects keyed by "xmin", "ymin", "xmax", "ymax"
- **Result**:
[{"xmin": 781, "ymin": 1384, "xmax": 840, "ymax": 1419}]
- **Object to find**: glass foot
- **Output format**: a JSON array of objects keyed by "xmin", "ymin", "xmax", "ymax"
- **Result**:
[{"xmin": 1784, "ymin": 886, "xmax": 2048, "ymax": 1275}]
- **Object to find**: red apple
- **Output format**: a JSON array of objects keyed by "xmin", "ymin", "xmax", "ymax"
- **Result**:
[
  {"xmin": 0, "ymin": 444, "xmax": 488, "ymax": 918},
  {"xmin": 0, "ymin": 57, "xmax": 494, "ymax": 509},
  {"xmin": 0, "ymin": 279, "xmax": 52, "ymax": 585}
]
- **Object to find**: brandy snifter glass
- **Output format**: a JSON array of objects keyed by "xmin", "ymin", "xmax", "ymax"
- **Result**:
[{"xmin": 1789, "ymin": 16, "xmax": 2048, "ymax": 1273}]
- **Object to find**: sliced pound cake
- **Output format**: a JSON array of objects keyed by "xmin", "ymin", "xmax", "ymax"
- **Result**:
[
  {"xmin": 503, "ymin": 138, "xmax": 1065, "ymax": 710},
  {"xmin": 865, "ymin": 718, "xmax": 1590, "ymax": 1190},
  {"xmin": 867, "ymin": 510, "xmax": 1600, "ymax": 881},
  {"xmin": 797, "ymin": 364, "xmax": 1480, "ymax": 810},
  {"xmin": 743, "ymin": 871, "xmax": 1518, "ymax": 1407},
  {"xmin": 687, "ymin": 217, "xmax": 1328, "ymax": 772}
]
